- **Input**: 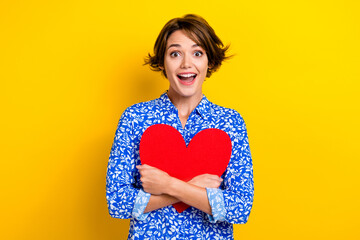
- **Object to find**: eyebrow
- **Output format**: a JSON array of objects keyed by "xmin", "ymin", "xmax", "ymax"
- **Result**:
[{"xmin": 167, "ymin": 43, "xmax": 199, "ymax": 49}]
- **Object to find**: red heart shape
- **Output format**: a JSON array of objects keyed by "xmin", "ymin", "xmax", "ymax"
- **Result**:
[{"xmin": 139, "ymin": 124, "xmax": 232, "ymax": 213}]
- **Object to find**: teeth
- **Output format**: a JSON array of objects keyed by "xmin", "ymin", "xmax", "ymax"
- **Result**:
[{"xmin": 178, "ymin": 73, "xmax": 196, "ymax": 77}]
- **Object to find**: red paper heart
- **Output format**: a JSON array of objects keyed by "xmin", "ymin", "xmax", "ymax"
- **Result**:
[{"xmin": 139, "ymin": 124, "xmax": 232, "ymax": 213}]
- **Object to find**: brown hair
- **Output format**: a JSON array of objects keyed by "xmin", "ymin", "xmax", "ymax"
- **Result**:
[{"xmin": 144, "ymin": 14, "xmax": 231, "ymax": 78}]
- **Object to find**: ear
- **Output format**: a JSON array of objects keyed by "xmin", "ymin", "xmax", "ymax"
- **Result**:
[{"xmin": 159, "ymin": 65, "xmax": 164, "ymax": 70}]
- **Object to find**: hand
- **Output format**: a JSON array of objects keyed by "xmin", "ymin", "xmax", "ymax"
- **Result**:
[
  {"xmin": 188, "ymin": 174, "xmax": 223, "ymax": 189},
  {"xmin": 136, "ymin": 164, "xmax": 171, "ymax": 195}
]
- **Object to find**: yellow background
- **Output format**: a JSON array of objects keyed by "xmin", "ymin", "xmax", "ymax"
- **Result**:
[{"xmin": 1, "ymin": 0, "xmax": 359, "ymax": 239}]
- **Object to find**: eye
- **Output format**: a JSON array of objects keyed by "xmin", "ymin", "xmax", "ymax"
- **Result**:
[
  {"xmin": 170, "ymin": 51, "xmax": 180, "ymax": 57},
  {"xmin": 194, "ymin": 51, "xmax": 203, "ymax": 57}
]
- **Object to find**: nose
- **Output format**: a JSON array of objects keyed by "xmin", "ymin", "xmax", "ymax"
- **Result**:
[{"xmin": 180, "ymin": 53, "xmax": 191, "ymax": 69}]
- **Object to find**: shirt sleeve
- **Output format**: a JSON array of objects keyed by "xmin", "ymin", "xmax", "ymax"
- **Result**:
[
  {"xmin": 132, "ymin": 189, "xmax": 151, "ymax": 220},
  {"xmin": 106, "ymin": 108, "xmax": 148, "ymax": 220},
  {"xmin": 207, "ymin": 112, "xmax": 254, "ymax": 224},
  {"xmin": 206, "ymin": 188, "xmax": 226, "ymax": 223}
]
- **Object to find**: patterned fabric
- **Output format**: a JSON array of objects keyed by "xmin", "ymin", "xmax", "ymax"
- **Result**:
[
  {"xmin": 206, "ymin": 188, "xmax": 226, "ymax": 223},
  {"xmin": 106, "ymin": 92, "xmax": 254, "ymax": 240},
  {"xmin": 132, "ymin": 190, "xmax": 151, "ymax": 221},
  {"xmin": 132, "ymin": 188, "xmax": 226, "ymax": 224}
]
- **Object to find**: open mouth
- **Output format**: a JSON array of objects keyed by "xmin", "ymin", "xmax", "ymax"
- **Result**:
[{"xmin": 177, "ymin": 73, "xmax": 197, "ymax": 85}]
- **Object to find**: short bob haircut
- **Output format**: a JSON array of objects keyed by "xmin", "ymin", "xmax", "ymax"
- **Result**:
[{"xmin": 144, "ymin": 14, "xmax": 231, "ymax": 78}]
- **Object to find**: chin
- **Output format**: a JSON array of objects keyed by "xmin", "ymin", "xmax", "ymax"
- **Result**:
[
  {"xmin": 168, "ymin": 81, "xmax": 203, "ymax": 99},
  {"xmin": 177, "ymin": 88, "xmax": 201, "ymax": 98}
]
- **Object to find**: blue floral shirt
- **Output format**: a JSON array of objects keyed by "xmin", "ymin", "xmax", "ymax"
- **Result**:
[{"xmin": 106, "ymin": 92, "xmax": 254, "ymax": 240}]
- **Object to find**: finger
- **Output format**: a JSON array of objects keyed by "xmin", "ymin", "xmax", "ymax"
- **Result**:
[
  {"xmin": 208, "ymin": 175, "xmax": 223, "ymax": 181},
  {"xmin": 136, "ymin": 164, "xmax": 154, "ymax": 171},
  {"xmin": 141, "ymin": 164, "xmax": 155, "ymax": 169}
]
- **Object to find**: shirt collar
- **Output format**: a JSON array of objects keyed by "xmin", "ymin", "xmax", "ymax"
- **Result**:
[
  {"xmin": 195, "ymin": 95, "xmax": 211, "ymax": 120},
  {"xmin": 158, "ymin": 91, "xmax": 177, "ymax": 112},
  {"xmin": 158, "ymin": 91, "xmax": 211, "ymax": 120}
]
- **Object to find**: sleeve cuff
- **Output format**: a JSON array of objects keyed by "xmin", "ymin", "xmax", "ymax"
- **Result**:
[
  {"xmin": 132, "ymin": 189, "xmax": 151, "ymax": 221},
  {"xmin": 206, "ymin": 188, "xmax": 226, "ymax": 223}
]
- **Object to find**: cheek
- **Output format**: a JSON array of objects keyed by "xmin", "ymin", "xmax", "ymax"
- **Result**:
[
  {"xmin": 194, "ymin": 58, "xmax": 209, "ymax": 71},
  {"xmin": 164, "ymin": 66, "xmax": 174, "ymax": 77},
  {"xmin": 164, "ymin": 59, "xmax": 177, "ymax": 73},
  {"xmin": 197, "ymin": 64, "xmax": 209, "ymax": 75}
]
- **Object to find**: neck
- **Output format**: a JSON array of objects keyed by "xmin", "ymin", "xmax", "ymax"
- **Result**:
[{"xmin": 167, "ymin": 90, "xmax": 203, "ymax": 118}]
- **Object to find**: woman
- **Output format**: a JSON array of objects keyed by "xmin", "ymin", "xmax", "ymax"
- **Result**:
[{"xmin": 106, "ymin": 14, "xmax": 254, "ymax": 239}]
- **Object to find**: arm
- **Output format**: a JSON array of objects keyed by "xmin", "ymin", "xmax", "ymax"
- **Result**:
[
  {"xmin": 106, "ymin": 109, "xmax": 143, "ymax": 219},
  {"xmin": 207, "ymin": 113, "xmax": 254, "ymax": 224},
  {"xmin": 166, "ymin": 177, "xmax": 212, "ymax": 214},
  {"xmin": 144, "ymin": 194, "xmax": 179, "ymax": 213},
  {"xmin": 137, "ymin": 165, "xmax": 222, "ymax": 215}
]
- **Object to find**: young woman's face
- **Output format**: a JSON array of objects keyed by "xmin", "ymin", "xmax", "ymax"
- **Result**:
[{"xmin": 163, "ymin": 30, "xmax": 209, "ymax": 101}]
